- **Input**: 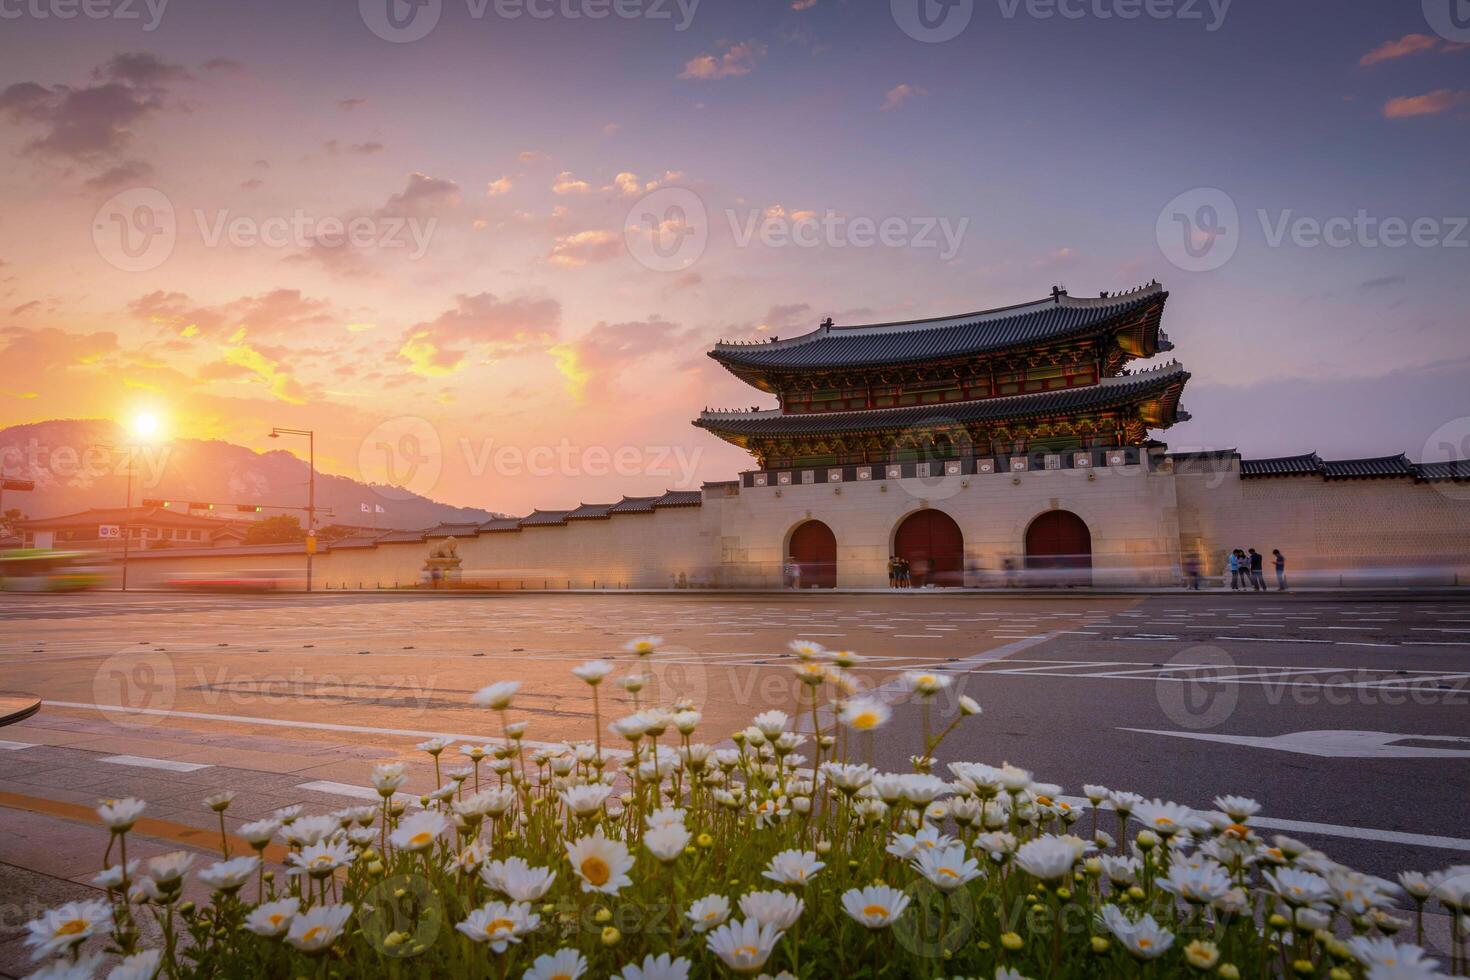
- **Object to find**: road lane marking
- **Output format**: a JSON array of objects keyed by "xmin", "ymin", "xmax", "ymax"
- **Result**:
[
  {"xmin": 0, "ymin": 739, "xmax": 35, "ymax": 750},
  {"xmin": 45, "ymin": 701, "xmax": 631, "ymax": 757},
  {"xmin": 297, "ymin": 780, "xmax": 416, "ymax": 804},
  {"xmin": 100, "ymin": 755, "xmax": 212, "ymax": 773}
]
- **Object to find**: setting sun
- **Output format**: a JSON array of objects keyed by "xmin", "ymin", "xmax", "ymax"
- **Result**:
[{"xmin": 128, "ymin": 410, "xmax": 165, "ymax": 442}]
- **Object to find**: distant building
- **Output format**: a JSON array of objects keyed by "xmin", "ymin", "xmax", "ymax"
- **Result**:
[{"xmin": 15, "ymin": 507, "xmax": 251, "ymax": 551}]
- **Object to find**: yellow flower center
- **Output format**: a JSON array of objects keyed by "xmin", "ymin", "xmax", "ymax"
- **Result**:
[
  {"xmin": 269, "ymin": 914, "xmax": 286, "ymax": 927},
  {"xmin": 938, "ymin": 867, "xmax": 959, "ymax": 878},
  {"xmin": 735, "ymin": 945, "xmax": 759, "ymax": 958},
  {"xmin": 863, "ymin": 904, "xmax": 888, "ymax": 918},
  {"xmin": 409, "ymin": 832, "xmax": 433, "ymax": 848},
  {"xmin": 485, "ymin": 918, "xmax": 515, "ymax": 936},
  {"xmin": 581, "ymin": 856, "xmax": 611, "ymax": 886},
  {"xmin": 552, "ymin": 975, "xmax": 571, "ymax": 980},
  {"xmin": 1035, "ymin": 796, "xmax": 1053, "ymax": 806},
  {"xmin": 851, "ymin": 712, "xmax": 880, "ymax": 730},
  {"xmin": 1154, "ymin": 817, "xmax": 1173, "ymax": 827},
  {"xmin": 302, "ymin": 926, "xmax": 325, "ymax": 943},
  {"xmin": 56, "ymin": 920, "xmax": 88, "ymax": 937},
  {"xmin": 1139, "ymin": 939, "xmax": 1152, "ymax": 950}
]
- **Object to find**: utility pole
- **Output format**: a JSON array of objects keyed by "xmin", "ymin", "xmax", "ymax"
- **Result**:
[{"xmin": 268, "ymin": 428, "xmax": 316, "ymax": 591}]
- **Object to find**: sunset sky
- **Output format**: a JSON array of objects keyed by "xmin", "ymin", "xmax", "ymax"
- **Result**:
[{"xmin": 2, "ymin": 0, "xmax": 1467, "ymax": 516}]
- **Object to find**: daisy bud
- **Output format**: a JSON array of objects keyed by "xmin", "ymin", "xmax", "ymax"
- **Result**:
[
  {"xmin": 959, "ymin": 695, "xmax": 981, "ymax": 716},
  {"xmin": 1001, "ymin": 932, "xmax": 1024, "ymax": 951},
  {"xmin": 1090, "ymin": 937, "xmax": 1110, "ymax": 954},
  {"xmin": 600, "ymin": 926, "xmax": 621, "ymax": 947}
]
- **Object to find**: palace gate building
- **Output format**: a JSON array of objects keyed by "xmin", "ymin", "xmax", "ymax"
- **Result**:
[{"xmin": 125, "ymin": 283, "xmax": 1470, "ymax": 590}]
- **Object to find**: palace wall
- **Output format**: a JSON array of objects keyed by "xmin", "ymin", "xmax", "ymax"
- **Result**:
[{"xmin": 119, "ymin": 459, "xmax": 1470, "ymax": 590}]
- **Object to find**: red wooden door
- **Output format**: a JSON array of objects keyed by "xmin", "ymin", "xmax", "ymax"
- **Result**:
[
  {"xmin": 1025, "ymin": 511, "xmax": 1092, "ymax": 584},
  {"xmin": 894, "ymin": 510, "xmax": 964, "ymax": 587},
  {"xmin": 789, "ymin": 521, "xmax": 837, "ymax": 588}
]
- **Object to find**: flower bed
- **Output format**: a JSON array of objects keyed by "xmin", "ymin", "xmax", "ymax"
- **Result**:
[{"xmin": 22, "ymin": 638, "xmax": 1470, "ymax": 979}]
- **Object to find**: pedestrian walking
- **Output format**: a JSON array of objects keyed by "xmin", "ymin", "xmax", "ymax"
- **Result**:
[
  {"xmin": 1183, "ymin": 553, "xmax": 1201, "ymax": 591},
  {"xmin": 1273, "ymin": 549, "xmax": 1287, "ymax": 591},
  {"xmin": 1248, "ymin": 548, "xmax": 1266, "ymax": 591},
  {"xmin": 1227, "ymin": 550, "xmax": 1241, "ymax": 590}
]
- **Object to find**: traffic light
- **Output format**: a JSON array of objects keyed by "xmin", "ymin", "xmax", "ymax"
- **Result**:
[
  {"xmin": 188, "ymin": 502, "xmax": 212, "ymax": 510},
  {"xmin": 237, "ymin": 504, "xmax": 262, "ymax": 513}
]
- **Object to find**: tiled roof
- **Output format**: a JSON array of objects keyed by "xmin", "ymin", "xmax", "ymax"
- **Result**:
[
  {"xmin": 566, "ymin": 503, "xmax": 615, "ymax": 521},
  {"xmin": 327, "ymin": 534, "xmax": 391, "ymax": 550},
  {"xmin": 126, "ymin": 542, "xmax": 310, "ymax": 560},
  {"xmin": 1321, "ymin": 454, "xmax": 1413, "ymax": 480},
  {"xmin": 608, "ymin": 496, "xmax": 659, "ymax": 514},
  {"xmin": 374, "ymin": 529, "xmax": 427, "ymax": 543},
  {"xmin": 710, "ymin": 284, "xmax": 1167, "ymax": 373},
  {"xmin": 654, "ymin": 490, "xmax": 704, "ymax": 508},
  {"xmin": 695, "ymin": 363, "xmax": 1189, "ymax": 438},
  {"xmin": 17, "ymin": 507, "xmax": 245, "ymax": 531},
  {"xmin": 519, "ymin": 510, "xmax": 570, "ymax": 528},
  {"xmin": 425, "ymin": 522, "xmax": 483, "ymax": 538},
  {"xmin": 1414, "ymin": 460, "xmax": 1470, "ymax": 482},
  {"xmin": 1239, "ymin": 453, "xmax": 1322, "ymax": 478},
  {"xmin": 478, "ymin": 517, "xmax": 524, "ymax": 532}
]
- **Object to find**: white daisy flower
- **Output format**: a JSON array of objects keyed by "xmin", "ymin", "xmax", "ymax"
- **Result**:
[
  {"xmin": 416, "ymin": 736, "xmax": 453, "ymax": 755},
  {"xmin": 96, "ymin": 798, "xmax": 146, "ymax": 832},
  {"xmin": 522, "ymin": 947, "xmax": 587, "ymax": 980},
  {"xmin": 92, "ymin": 861, "xmax": 139, "ymax": 890},
  {"xmin": 285, "ymin": 904, "xmax": 354, "ymax": 955},
  {"xmin": 282, "ymin": 815, "xmax": 340, "ymax": 847},
  {"xmin": 686, "ymin": 894, "xmax": 731, "ymax": 933},
  {"xmin": 105, "ymin": 947, "xmax": 163, "ymax": 980},
  {"xmin": 482, "ymin": 857, "xmax": 557, "ymax": 901},
  {"xmin": 471, "ymin": 680, "xmax": 522, "ymax": 710},
  {"xmin": 454, "ymin": 900, "xmax": 540, "ymax": 953},
  {"xmin": 1098, "ymin": 905, "xmax": 1174, "ymax": 960},
  {"xmin": 28, "ymin": 953, "xmax": 106, "ymax": 979},
  {"xmin": 560, "ymin": 784, "xmax": 612, "ymax": 817},
  {"xmin": 390, "ymin": 810, "xmax": 450, "ymax": 852},
  {"xmin": 645, "ymin": 824, "xmax": 692, "ymax": 863},
  {"xmin": 838, "ymin": 699, "xmax": 891, "ymax": 732},
  {"xmin": 196, "ymin": 856, "xmax": 260, "ymax": 893},
  {"xmin": 624, "ymin": 636, "xmax": 663, "ymax": 656},
  {"xmin": 145, "ymin": 852, "xmax": 194, "ymax": 886},
  {"xmin": 762, "ymin": 849, "xmax": 824, "ymax": 886},
  {"xmin": 22, "ymin": 899, "xmax": 111, "ymax": 960},
  {"xmin": 1265, "ymin": 867, "xmax": 1332, "ymax": 907},
  {"xmin": 286, "ymin": 841, "xmax": 355, "ymax": 879},
  {"xmin": 237, "ymin": 819, "xmax": 280, "ymax": 847},
  {"xmin": 244, "ymin": 898, "xmax": 299, "ymax": 938},
  {"xmin": 203, "ymin": 791, "xmax": 235, "ymax": 813},
  {"xmin": 565, "ymin": 827, "xmax": 635, "ymax": 895},
  {"xmin": 613, "ymin": 953, "xmax": 692, "ymax": 980},
  {"xmin": 572, "ymin": 660, "xmax": 614, "ymax": 684},
  {"xmin": 751, "ymin": 710, "xmax": 789, "ymax": 738},
  {"xmin": 1014, "ymin": 835, "xmax": 1086, "ymax": 881},
  {"xmin": 902, "ymin": 670, "xmax": 951, "ymax": 697},
  {"xmin": 738, "ymin": 890, "xmax": 804, "ymax": 930},
  {"xmin": 841, "ymin": 885, "xmax": 911, "ymax": 929},
  {"xmin": 912, "ymin": 843, "xmax": 982, "ymax": 892},
  {"xmin": 706, "ymin": 918, "xmax": 782, "ymax": 974}
]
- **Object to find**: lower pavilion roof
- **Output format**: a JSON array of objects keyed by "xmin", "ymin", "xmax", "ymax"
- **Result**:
[{"xmin": 695, "ymin": 362, "xmax": 1189, "ymax": 440}]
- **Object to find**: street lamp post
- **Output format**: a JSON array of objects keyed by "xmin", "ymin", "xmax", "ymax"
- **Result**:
[
  {"xmin": 122, "ymin": 449, "xmax": 133, "ymax": 591},
  {"xmin": 269, "ymin": 427, "xmax": 315, "ymax": 592}
]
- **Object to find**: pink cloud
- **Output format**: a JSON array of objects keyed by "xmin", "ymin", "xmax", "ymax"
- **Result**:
[
  {"xmin": 1382, "ymin": 89, "xmax": 1469, "ymax": 118},
  {"xmin": 881, "ymin": 84, "xmax": 926, "ymax": 112},
  {"xmin": 680, "ymin": 40, "xmax": 766, "ymax": 81},
  {"xmin": 1359, "ymin": 34, "xmax": 1443, "ymax": 66}
]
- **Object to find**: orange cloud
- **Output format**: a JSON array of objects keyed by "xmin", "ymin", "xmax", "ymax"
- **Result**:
[
  {"xmin": 548, "ymin": 230, "xmax": 621, "ymax": 268},
  {"xmin": 1359, "ymin": 34, "xmax": 1443, "ymax": 66},
  {"xmin": 680, "ymin": 40, "xmax": 765, "ymax": 81},
  {"xmin": 1383, "ymin": 89, "xmax": 1469, "ymax": 118}
]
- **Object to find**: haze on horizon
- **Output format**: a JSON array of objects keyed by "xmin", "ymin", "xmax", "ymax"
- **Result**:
[{"xmin": 1, "ymin": 0, "xmax": 1467, "ymax": 517}]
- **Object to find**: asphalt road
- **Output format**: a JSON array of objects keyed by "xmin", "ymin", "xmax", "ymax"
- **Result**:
[{"xmin": 2, "ymin": 590, "xmax": 1467, "ymax": 886}]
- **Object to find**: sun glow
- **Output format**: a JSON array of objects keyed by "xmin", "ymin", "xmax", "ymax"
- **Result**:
[{"xmin": 128, "ymin": 410, "xmax": 166, "ymax": 442}]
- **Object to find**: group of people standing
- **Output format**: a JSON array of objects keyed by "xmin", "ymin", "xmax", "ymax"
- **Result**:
[
  {"xmin": 1227, "ymin": 548, "xmax": 1287, "ymax": 592},
  {"xmin": 887, "ymin": 555, "xmax": 913, "ymax": 587}
]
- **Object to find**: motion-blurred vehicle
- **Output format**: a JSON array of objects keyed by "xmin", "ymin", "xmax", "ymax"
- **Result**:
[
  {"xmin": 0, "ymin": 549, "xmax": 104, "ymax": 592},
  {"xmin": 163, "ymin": 569, "xmax": 302, "ymax": 592}
]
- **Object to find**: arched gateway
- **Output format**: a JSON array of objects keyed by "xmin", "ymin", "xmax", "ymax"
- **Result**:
[
  {"xmin": 1025, "ymin": 510, "xmax": 1092, "ymax": 585},
  {"xmin": 894, "ymin": 510, "xmax": 964, "ymax": 588},
  {"xmin": 788, "ymin": 520, "xmax": 836, "ymax": 588}
]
